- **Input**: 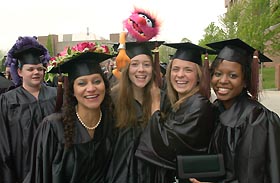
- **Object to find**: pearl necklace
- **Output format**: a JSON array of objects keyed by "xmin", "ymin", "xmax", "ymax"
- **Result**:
[{"xmin": 75, "ymin": 106, "xmax": 102, "ymax": 130}]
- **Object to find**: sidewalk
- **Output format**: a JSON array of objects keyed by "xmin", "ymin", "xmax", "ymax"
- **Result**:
[{"xmin": 259, "ymin": 90, "xmax": 280, "ymax": 116}]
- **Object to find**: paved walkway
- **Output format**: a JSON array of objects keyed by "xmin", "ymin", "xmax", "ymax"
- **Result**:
[{"xmin": 259, "ymin": 90, "xmax": 280, "ymax": 116}]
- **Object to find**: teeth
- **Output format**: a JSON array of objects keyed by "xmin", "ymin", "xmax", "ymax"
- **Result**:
[
  {"xmin": 85, "ymin": 95, "xmax": 97, "ymax": 99},
  {"xmin": 136, "ymin": 76, "xmax": 146, "ymax": 79},
  {"xmin": 176, "ymin": 81, "xmax": 187, "ymax": 84},
  {"xmin": 217, "ymin": 88, "xmax": 230, "ymax": 94},
  {"xmin": 218, "ymin": 88, "xmax": 229, "ymax": 92}
]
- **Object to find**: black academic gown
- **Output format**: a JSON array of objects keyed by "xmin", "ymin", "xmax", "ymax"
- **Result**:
[
  {"xmin": 106, "ymin": 91, "xmax": 170, "ymax": 183},
  {"xmin": 210, "ymin": 92, "xmax": 280, "ymax": 183},
  {"xmin": 106, "ymin": 100, "xmax": 155, "ymax": 183},
  {"xmin": 0, "ymin": 85, "xmax": 57, "ymax": 183},
  {"xmin": 0, "ymin": 75, "xmax": 14, "ymax": 95},
  {"xmin": 135, "ymin": 93, "xmax": 216, "ymax": 183},
  {"xmin": 23, "ymin": 111, "xmax": 114, "ymax": 183}
]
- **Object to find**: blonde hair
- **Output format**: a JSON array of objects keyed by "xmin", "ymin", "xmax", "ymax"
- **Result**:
[{"xmin": 166, "ymin": 60, "xmax": 202, "ymax": 111}]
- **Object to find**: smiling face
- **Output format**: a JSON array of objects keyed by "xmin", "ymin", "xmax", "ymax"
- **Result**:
[
  {"xmin": 211, "ymin": 60, "xmax": 246, "ymax": 109},
  {"xmin": 128, "ymin": 54, "xmax": 153, "ymax": 90},
  {"xmin": 170, "ymin": 59, "xmax": 199, "ymax": 99},
  {"xmin": 18, "ymin": 63, "xmax": 45, "ymax": 88},
  {"xmin": 73, "ymin": 73, "xmax": 105, "ymax": 111}
]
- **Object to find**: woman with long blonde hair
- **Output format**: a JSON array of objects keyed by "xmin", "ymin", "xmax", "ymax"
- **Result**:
[{"xmin": 136, "ymin": 42, "xmax": 217, "ymax": 183}]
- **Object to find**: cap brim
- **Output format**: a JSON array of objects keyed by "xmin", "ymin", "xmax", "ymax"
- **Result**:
[
  {"xmin": 13, "ymin": 46, "xmax": 43, "ymax": 59},
  {"xmin": 164, "ymin": 42, "xmax": 217, "ymax": 55},
  {"xmin": 206, "ymin": 38, "xmax": 272, "ymax": 62},
  {"xmin": 48, "ymin": 52, "xmax": 114, "ymax": 74}
]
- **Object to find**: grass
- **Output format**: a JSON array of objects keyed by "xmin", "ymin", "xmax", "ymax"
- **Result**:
[{"xmin": 261, "ymin": 67, "xmax": 275, "ymax": 89}]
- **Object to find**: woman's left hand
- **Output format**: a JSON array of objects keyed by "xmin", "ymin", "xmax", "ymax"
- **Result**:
[{"xmin": 150, "ymin": 82, "xmax": 161, "ymax": 114}]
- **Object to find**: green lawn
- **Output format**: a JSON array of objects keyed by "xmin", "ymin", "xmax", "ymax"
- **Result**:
[{"xmin": 261, "ymin": 67, "xmax": 275, "ymax": 89}]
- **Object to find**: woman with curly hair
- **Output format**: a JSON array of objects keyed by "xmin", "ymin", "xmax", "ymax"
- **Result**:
[
  {"xmin": 23, "ymin": 42, "xmax": 116, "ymax": 183},
  {"xmin": 0, "ymin": 36, "xmax": 56, "ymax": 183}
]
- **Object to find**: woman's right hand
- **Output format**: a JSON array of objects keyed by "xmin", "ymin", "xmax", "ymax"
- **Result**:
[{"xmin": 189, "ymin": 178, "xmax": 212, "ymax": 183}]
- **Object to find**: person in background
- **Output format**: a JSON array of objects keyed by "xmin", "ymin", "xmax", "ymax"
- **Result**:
[
  {"xmin": 190, "ymin": 38, "xmax": 280, "ymax": 183},
  {"xmin": 106, "ymin": 41, "xmax": 167, "ymax": 183},
  {"xmin": 0, "ymin": 56, "xmax": 14, "ymax": 94},
  {"xmin": 0, "ymin": 56, "xmax": 15, "ymax": 94},
  {"xmin": 0, "ymin": 71, "xmax": 14, "ymax": 94},
  {"xmin": 135, "ymin": 42, "xmax": 217, "ymax": 183},
  {"xmin": 0, "ymin": 36, "xmax": 56, "ymax": 183},
  {"xmin": 2, "ymin": 56, "xmax": 12, "ymax": 80},
  {"xmin": 23, "ymin": 42, "xmax": 116, "ymax": 183}
]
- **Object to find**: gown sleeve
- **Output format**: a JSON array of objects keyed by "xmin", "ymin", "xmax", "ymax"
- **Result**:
[
  {"xmin": 236, "ymin": 109, "xmax": 280, "ymax": 183},
  {"xmin": 23, "ymin": 115, "xmax": 60, "ymax": 183},
  {"xmin": 136, "ymin": 94, "xmax": 216, "ymax": 169},
  {"xmin": 266, "ymin": 110, "xmax": 280, "ymax": 183},
  {"xmin": 211, "ymin": 99, "xmax": 280, "ymax": 183},
  {"xmin": 0, "ymin": 94, "xmax": 16, "ymax": 183}
]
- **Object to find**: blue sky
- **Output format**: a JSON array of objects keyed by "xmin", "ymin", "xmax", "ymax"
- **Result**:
[{"xmin": 0, "ymin": 0, "xmax": 226, "ymax": 51}]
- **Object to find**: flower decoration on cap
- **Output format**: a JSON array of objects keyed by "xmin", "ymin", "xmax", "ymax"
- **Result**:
[{"xmin": 46, "ymin": 41, "xmax": 115, "ymax": 73}]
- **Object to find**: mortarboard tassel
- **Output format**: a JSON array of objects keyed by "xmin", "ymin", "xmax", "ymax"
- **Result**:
[
  {"xmin": 55, "ymin": 74, "xmax": 64, "ymax": 112},
  {"xmin": 250, "ymin": 50, "xmax": 260, "ymax": 101},
  {"xmin": 200, "ymin": 53, "xmax": 211, "ymax": 99},
  {"xmin": 153, "ymin": 41, "xmax": 162, "ymax": 88}
]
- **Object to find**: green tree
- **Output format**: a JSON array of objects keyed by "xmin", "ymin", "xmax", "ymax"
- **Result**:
[
  {"xmin": 198, "ymin": 22, "xmax": 226, "ymax": 47},
  {"xmin": 197, "ymin": 22, "xmax": 225, "ymax": 62},
  {"xmin": 200, "ymin": 0, "xmax": 279, "ymax": 55},
  {"xmin": 265, "ymin": 2, "xmax": 280, "ymax": 55},
  {"xmin": 0, "ymin": 50, "xmax": 6, "ymax": 72},
  {"xmin": 159, "ymin": 45, "xmax": 174, "ymax": 63},
  {"xmin": 46, "ymin": 35, "xmax": 54, "ymax": 57}
]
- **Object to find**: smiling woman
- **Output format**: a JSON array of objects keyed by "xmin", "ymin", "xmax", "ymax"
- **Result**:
[
  {"xmin": 23, "ymin": 42, "xmax": 116, "ymax": 183},
  {"xmin": 135, "ymin": 42, "xmax": 218, "ymax": 183},
  {"xmin": 106, "ymin": 41, "xmax": 168, "ymax": 183},
  {"xmin": 200, "ymin": 38, "xmax": 280, "ymax": 183}
]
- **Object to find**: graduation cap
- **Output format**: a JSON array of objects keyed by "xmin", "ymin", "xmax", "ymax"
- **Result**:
[
  {"xmin": 206, "ymin": 38, "xmax": 273, "ymax": 64},
  {"xmin": 8, "ymin": 36, "xmax": 50, "ymax": 66},
  {"xmin": 124, "ymin": 41, "xmax": 165, "ymax": 59},
  {"xmin": 58, "ymin": 52, "xmax": 113, "ymax": 82},
  {"xmin": 16, "ymin": 48, "xmax": 44, "ymax": 66},
  {"xmin": 48, "ymin": 42, "xmax": 115, "ymax": 82},
  {"xmin": 164, "ymin": 42, "xmax": 217, "ymax": 66}
]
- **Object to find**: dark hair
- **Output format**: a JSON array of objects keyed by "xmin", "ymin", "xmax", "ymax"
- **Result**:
[
  {"xmin": 210, "ymin": 56, "xmax": 251, "ymax": 95},
  {"xmin": 63, "ymin": 70, "xmax": 113, "ymax": 148}
]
